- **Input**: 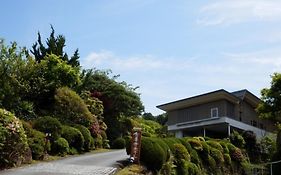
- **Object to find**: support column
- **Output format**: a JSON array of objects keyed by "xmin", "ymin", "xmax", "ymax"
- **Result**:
[
  {"xmin": 203, "ymin": 127, "xmax": 206, "ymax": 137},
  {"xmin": 227, "ymin": 124, "xmax": 231, "ymax": 137},
  {"xmin": 175, "ymin": 130, "xmax": 183, "ymax": 138}
]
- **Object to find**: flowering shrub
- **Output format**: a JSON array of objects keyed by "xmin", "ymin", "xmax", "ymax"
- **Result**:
[{"xmin": 0, "ymin": 108, "xmax": 28, "ymax": 168}]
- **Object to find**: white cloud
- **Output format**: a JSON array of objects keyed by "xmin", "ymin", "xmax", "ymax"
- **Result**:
[
  {"xmin": 197, "ymin": 0, "xmax": 281, "ymax": 26},
  {"xmin": 82, "ymin": 50, "xmax": 195, "ymax": 71},
  {"xmin": 81, "ymin": 49, "xmax": 281, "ymax": 115}
]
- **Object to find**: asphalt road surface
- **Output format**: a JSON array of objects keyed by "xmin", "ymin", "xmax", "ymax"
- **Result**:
[{"xmin": 0, "ymin": 149, "xmax": 128, "ymax": 175}]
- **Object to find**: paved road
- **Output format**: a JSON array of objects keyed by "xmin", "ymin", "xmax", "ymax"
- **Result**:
[{"xmin": 0, "ymin": 149, "xmax": 128, "ymax": 175}]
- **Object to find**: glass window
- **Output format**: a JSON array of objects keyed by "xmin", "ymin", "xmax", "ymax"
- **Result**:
[{"xmin": 211, "ymin": 108, "xmax": 218, "ymax": 118}]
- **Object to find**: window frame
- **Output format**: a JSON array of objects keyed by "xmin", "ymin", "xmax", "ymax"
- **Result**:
[{"xmin": 211, "ymin": 107, "xmax": 218, "ymax": 118}]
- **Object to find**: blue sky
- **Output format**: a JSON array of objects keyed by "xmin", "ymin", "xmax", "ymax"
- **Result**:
[{"xmin": 1, "ymin": 0, "xmax": 281, "ymax": 115}]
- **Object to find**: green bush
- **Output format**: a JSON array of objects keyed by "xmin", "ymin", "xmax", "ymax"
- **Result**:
[
  {"xmin": 150, "ymin": 138, "xmax": 170, "ymax": 162},
  {"xmin": 174, "ymin": 144, "xmax": 190, "ymax": 162},
  {"xmin": 209, "ymin": 147, "xmax": 224, "ymax": 165},
  {"xmin": 94, "ymin": 134, "xmax": 103, "ymax": 149},
  {"xmin": 180, "ymin": 138, "xmax": 193, "ymax": 153},
  {"xmin": 51, "ymin": 137, "xmax": 69, "ymax": 156},
  {"xmin": 219, "ymin": 141, "xmax": 230, "ymax": 154},
  {"xmin": 190, "ymin": 149, "xmax": 201, "ymax": 165},
  {"xmin": 230, "ymin": 130, "xmax": 245, "ymax": 148},
  {"xmin": 74, "ymin": 125, "xmax": 92, "ymax": 151},
  {"xmin": 33, "ymin": 116, "xmax": 62, "ymax": 139},
  {"xmin": 140, "ymin": 137, "xmax": 166, "ymax": 171},
  {"xmin": 188, "ymin": 138, "xmax": 203, "ymax": 151},
  {"xmin": 184, "ymin": 161, "xmax": 201, "ymax": 175},
  {"xmin": 54, "ymin": 87, "xmax": 94, "ymax": 127},
  {"xmin": 163, "ymin": 138, "xmax": 182, "ymax": 153},
  {"xmin": 103, "ymin": 139, "xmax": 110, "ymax": 149},
  {"xmin": 26, "ymin": 129, "xmax": 47, "ymax": 160},
  {"xmin": 207, "ymin": 155, "xmax": 216, "ymax": 170},
  {"xmin": 0, "ymin": 109, "xmax": 28, "ymax": 168},
  {"xmin": 112, "ymin": 137, "xmax": 126, "ymax": 149},
  {"xmin": 207, "ymin": 140, "xmax": 224, "ymax": 152},
  {"xmin": 226, "ymin": 142, "xmax": 245, "ymax": 162},
  {"xmin": 224, "ymin": 153, "xmax": 231, "ymax": 165},
  {"xmin": 61, "ymin": 125, "xmax": 84, "ymax": 152}
]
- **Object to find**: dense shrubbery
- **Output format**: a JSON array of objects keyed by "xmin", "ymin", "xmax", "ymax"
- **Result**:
[
  {"xmin": 112, "ymin": 137, "xmax": 126, "ymax": 149},
  {"xmin": 61, "ymin": 125, "xmax": 84, "ymax": 152},
  {"xmin": 74, "ymin": 124, "xmax": 92, "ymax": 151},
  {"xmin": 0, "ymin": 109, "xmax": 28, "ymax": 168},
  {"xmin": 26, "ymin": 128, "xmax": 47, "ymax": 160},
  {"xmin": 129, "ymin": 136, "xmax": 251, "ymax": 174},
  {"xmin": 33, "ymin": 116, "xmax": 62, "ymax": 139},
  {"xmin": 54, "ymin": 87, "xmax": 95, "ymax": 127},
  {"xmin": 51, "ymin": 137, "xmax": 69, "ymax": 156},
  {"xmin": 140, "ymin": 137, "xmax": 166, "ymax": 171}
]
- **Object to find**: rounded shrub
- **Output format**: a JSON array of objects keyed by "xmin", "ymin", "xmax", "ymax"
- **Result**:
[
  {"xmin": 51, "ymin": 137, "xmax": 69, "ymax": 156},
  {"xmin": 140, "ymin": 137, "xmax": 166, "ymax": 171},
  {"xmin": 151, "ymin": 138, "xmax": 170, "ymax": 162},
  {"xmin": 74, "ymin": 124, "xmax": 92, "ymax": 151},
  {"xmin": 207, "ymin": 140, "xmax": 224, "ymax": 152},
  {"xmin": 163, "ymin": 138, "xmax": 182, "ymax": 153},
  {"xmin": 112, "ymin": 137, "xmax": 126, "ymax": 149},
  {"xmin": 0, "ymin": 109, "xmax": 28, "ymax": 168},
  {"xmin": 219, "ymin": 141, "xmax": 230, "ymax": 154},
  {"xmin": 190, "ymin": 149, "xmax": 201, "ymax": 165},
  {"xmin": 54, "ymin": 87, "xmax": 94, "ymax": 127},
  {"xmin": 187, "ymin": 138, "xmax": 203, "ymax": 151},
  {"xmin": 61, "ymin": 125, "xmax": 84, "ymax": 152},
  {"xmin": 33, "ymin": 116, "xmax": 62, "ymax": 139},
  {"xmin": 174, "ymin": 144, "xmax": 190, "ymax": 162},
  {"xmin": 209, "ymin": 147, "xmax": 224, "ymax": 165},
  {"xmin": 26, "ymin": 129, "xmax": 46, "ymax": 160},
  {"xmin": 94, "ymin": 134, "xmax": 103, "ymax": 149}
]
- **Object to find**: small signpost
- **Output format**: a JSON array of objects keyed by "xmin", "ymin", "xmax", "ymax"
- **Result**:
[{"xmin": 130, "ymin": 127, "xmax": 142, "ymax": 164}]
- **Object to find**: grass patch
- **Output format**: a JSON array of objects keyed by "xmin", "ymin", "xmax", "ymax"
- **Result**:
[{"xmin": 116, "ymin": 164, "xmax": 149, "ymax": 175}]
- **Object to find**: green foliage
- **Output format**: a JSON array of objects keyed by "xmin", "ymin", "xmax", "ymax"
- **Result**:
[
  {"xmin": 140, "ymin": 137, "xmax": 166, "ymax": 171},
  {"xmin": 61, "ymin": 125, "xmax": 84, "ymax": 152},
  {"xmin": 219, "ymin": 140, "xmax": 230, "ymax": 154},
  {"xmin": 51, "ymin": 137, "xmax": 69, "ymax": 156},
  {"xmin": 25, "ymin": 128, "xmax": 47, "ymax": 160},
  {"xmin": 260, "ymin": 136, "xmax": 276, "ymax": 162},
  {"xmin": 223, "ymin": 153, "xmax": 231, "ymax": 165},
  {"xmin": 27, "ymin": 54, "xmax": 81, "ymax": 109},
  {"xmin": 190, "ymin": 149, "xmax": 201, "ymax": 165},
  {"xmin": 174, "ymin": 143, "xmax": 190, "ymax": 162},
  {"xmin": 31, "ymin": 26, "xmax": 80, "ymax": 67},
  {"xmin": 80, "ymin": 91, "xmax": 104, "ymax": 119},
  {"xmin": 78, "ymin": 69, "xmax": 144, "ymax": 140},
  {"xmin": 209, "ymin": 147, "xmax": 224, "ymax": 165},
  {"xmin": 206, "ymin": 140, "xmax": 223, "ymax": 153},
  {"xmin": 54, "ymin": 87, "xmax": 94, "ymax": 127},
  {"xmin": 74, "ymin": 124, "xmax": 92, "ymax": 151},
  {"xmin": 112, "ymin": 137, "xmax": 126, "ymax": 149},
  {"xmin": 242, "ymin": 130, "xmax": 261, "ymax": 163},
  {"xmin": 163, "ymin": 138, "xmax": 182, "ymax": 153},
  {"xmin": 94, "ymin": 134, "xmax": 103, "ymax": 149},
  {"xmin": 0, "ymin": 109, "xmax": 28, "ymax": 168},
  {"xmin": 188, "ymin": 138, "xmax": 203, "ymax": 151},
  {"xmin": 207, "ymin": 155, "xmax": 216, "ymax": 170},
  {"xmin": 230, "ymin": 130, "xmax": 245, "ymax": 148},
  {"xmin": 33, "ymin": 116, "xmax": 62, "ymax": 139}
]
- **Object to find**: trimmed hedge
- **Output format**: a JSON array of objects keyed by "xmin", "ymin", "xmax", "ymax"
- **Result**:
[
  {"xmin": 61, "ymin": 125, "xmax": 84, "ymax": 152},
  {"xmin": 140, "ymin": 137, "xmax": 166, "ymax": 171},
  {"xmin": 51, "ymin": 137, "xmax": 69, "ymax": 156},
  {"xmin": 33, "ymin": 116, "xmax": 62, "ymax": 139},
  {"xmin": 74, "ymin": 124, "xmax": 92, "ymax": 151},
  {"xmin": 26, "ymin": 129, "xmax": 47, "ymax": 160}
]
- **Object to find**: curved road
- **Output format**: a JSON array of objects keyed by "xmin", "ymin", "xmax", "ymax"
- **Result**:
[{"xmin": 0, "ymin": 149, "xmax": 128, "ymax": 175}]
